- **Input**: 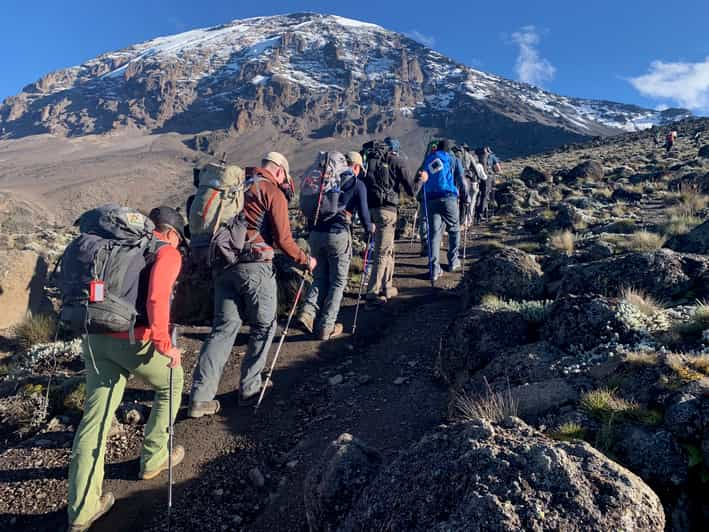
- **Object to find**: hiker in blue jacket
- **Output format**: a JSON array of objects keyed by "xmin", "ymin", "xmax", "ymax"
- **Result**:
[{"xmin": 419, "ymin": 139, "xmax": 468, "ymax": 281}]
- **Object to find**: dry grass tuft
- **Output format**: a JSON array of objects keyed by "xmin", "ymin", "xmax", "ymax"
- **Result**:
[
  {"xmin": 13, "ymin": 313, "xmax": 56, "ymax": 351},
  {"xmin": 686, "ymin": 354, "xmax": 709, "ymax": 376},
  {"xmin": 624, "ymin": 351, "xmax": 660, "ymax": 366},
  {"xmin": 622, "ymin": 230, "xmax": 666, "ymax": 252},
  {"xmin": 549, "ymin": 230, "xmax": 575, "ymax": 256},
  {"xmin": 620, "ymin": 287, "xmax": 664, "ymax": 316},
  {"xmin": 455, "ymin": 380, "xmax": 518, "ymax": 423},
  {"xmin": 663, "ymin": 214, "xmax": 702, "ymax": 236}
]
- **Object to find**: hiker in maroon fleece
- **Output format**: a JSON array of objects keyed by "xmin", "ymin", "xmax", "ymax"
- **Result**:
[{"xmin": 188, "ymin": 152, "xmax": 316, "ymax": 417}]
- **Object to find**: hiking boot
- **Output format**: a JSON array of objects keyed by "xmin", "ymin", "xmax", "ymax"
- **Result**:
[
  {"xmin": 140, "ymin": 445, "xmax": 185, "ymax": 480},
  {"xmin": 67, "ymin": 493, "xmax": 115, "ymax": 532},
  {"xmin": 433, "ymin": 268, "xmax": 443, "ymax": 282},
  {"xmin": 384, "ymin": 286, "xmax": 399, "ymax": 299},
  {"xmin": 187, "ymin": 400, "xmax": 221, "ymax": 419},
  {"xmin": 364, "ymin": 295, "xmax": 387, "ymax": 310},
  {"xmin": 319, "ymin": 323, "xmax": 344, "ymax": 340},
  {"xmin": 295, "ymin": 312, "xmax": 314, "ymax": 334},
  {"xmin": 449, "ymin": 260, "xmax": 462, "ymax": 273},
  {"xmin": 239, "ymin": 380, "xmax": 273, "ymax": 407}
]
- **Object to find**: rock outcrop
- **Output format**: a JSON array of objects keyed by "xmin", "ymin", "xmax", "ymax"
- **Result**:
[{"xmin": 336, "ymin": 418, "xmax": 665, "ymax": 532}]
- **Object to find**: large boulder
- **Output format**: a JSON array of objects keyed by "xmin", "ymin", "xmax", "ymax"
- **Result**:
[
  {"xmin": 667, "ymin": 219, "xmax": 709, "ymax": 254},
  {"xmin": 463, "ymin": 247, "xmax": 545, "ymax": 305},
  {"xmin": 304, "ymin": 433, "xmax": 382, "ymax": 532},
  {"xmin": 520, "ymin": 166, "xmax": 551, "ymax": 187},
  {"xmin": 565, "ymin": 160, "xmax": 604, "ymax": 183},
  {"xmin": 439, "ymin": 308, "xmax": 531, "ymax": 386},
  {"xmin": 552, "ymin": 203, "xmax": 595, "ymax": 231},
  {"xmin": 542, "ymin": 294, "xmax": 638, "ymax": 350},
  {"xmin": 613, "ymin": 425, "xmax": 688, "ymax": 489},
  {"xmin": 0, "ymin": 249, "xmax": 53, "ymax": 329},
  {"xmin": 558, "ymin": 249, "xmax": 709, "ymax": 301},
  {"xmin": 340, "ymin": 418, "xmax": 665, "ymax": 532},
  {"xmin": 462, "ymin": 342, "xmax": 578, "ymax": 419}
]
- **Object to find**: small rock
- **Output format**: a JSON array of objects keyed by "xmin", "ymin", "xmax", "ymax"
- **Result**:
[
  {"xmin": 393, "ymin": 377, "xmax": 407, "ymax": 385},
  {"xmin": 213, "ymin": 488, "xmax": 224, "ymax": 497},
  {"xmin": 357, "ymin": 375, "xmax": 371, "ymax": 385},
  {"xmin": 328, "ymin": 374, "xmax": 344, "ymax": 386},
  {"xmin": 286, "ymin": 460, "xmax": 299, "ymax": 469},
  {"xmin": 249, "ymin": 467, "xmax": 265, "ymax": 488}
]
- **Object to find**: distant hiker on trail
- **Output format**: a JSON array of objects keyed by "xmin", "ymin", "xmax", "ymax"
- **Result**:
[
  {"xmin": 361, "ymin": 137, "xmax": 418, "ymax": 307},
  {"xmin": 460, "ymin": 144, "xmax": 480, "ymax": 226},
  {"xmin": 693, "ymin": 131, "xmax": 702, "ymax": 147},
  {"xmin": 416, "ymin": 139, "xmax": 440, "ymax": 256},
  {"xmin": 295, "ymin": 151, "xmax": 375, "ymax": 339},
  {"xmin": 665, "ymin": 130, "xmax": 678, "ymax": 153},
  {"xmin": 454, "ymin": 144, "xmax": 476, "ymax": 228},
  {"xmin": 188, "ymin": 152, "xmax": 316, "ymax": 418},
  {"xmin": 475, "ymin": 146, "xmax": 496, "ymax": 221},
  {"xmin": 420, "ymin": 139, "xmax": 468, "ymax": 281},
  {"xmin": 62, "ymin": 206, "xmax": 186, "ymax": 532}
]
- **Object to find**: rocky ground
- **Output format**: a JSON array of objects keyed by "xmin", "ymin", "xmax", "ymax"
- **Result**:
[{"xmin": 1, "ymin": 118, "xmax": 708, "ymax": 531}]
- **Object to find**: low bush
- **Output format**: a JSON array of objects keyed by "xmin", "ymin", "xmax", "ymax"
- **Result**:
[{"xmin": 13, "ymin": 313, "xmax": 56, "ymax": 351}]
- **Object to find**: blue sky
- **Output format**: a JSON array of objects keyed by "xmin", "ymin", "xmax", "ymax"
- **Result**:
[{"xmin": 3, "ymin": 0, "xmax": 709, "ymax": 113}]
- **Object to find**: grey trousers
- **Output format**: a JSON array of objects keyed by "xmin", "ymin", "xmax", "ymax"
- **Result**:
[
  {"xmin": 190, "ymin": 262, "xmax": 277, "ymax": 402},
  {"xmin": 301, "ymin": 230, "xmax": 352, "ymax": 331}
]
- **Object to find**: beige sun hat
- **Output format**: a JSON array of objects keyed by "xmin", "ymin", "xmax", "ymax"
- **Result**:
[
  {"xmin": 263, "ymin": 151, "xmax": 291, "ymax": 182},
  {"xmin": 345, "ymin": 151, "xmax": 363, "ymax": 167}
]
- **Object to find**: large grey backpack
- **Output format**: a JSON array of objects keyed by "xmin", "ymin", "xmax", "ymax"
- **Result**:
[{"xmin": 58, "ymin": 205, "xmax": 164, "ymax": 340}]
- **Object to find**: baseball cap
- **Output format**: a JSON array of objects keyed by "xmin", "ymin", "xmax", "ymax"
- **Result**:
[
  {"xmin": 148, "ymin": 206, "xmax": 186, "ymax": 242},
  {"xmin": 263, "ymin": 151, "xmax": 291, "ymax": 182},
  {"xmin": 345, "ymin": 151, "xmax": 363, "ymax": 167}
]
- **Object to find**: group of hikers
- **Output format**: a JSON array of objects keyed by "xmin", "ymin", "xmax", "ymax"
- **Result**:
[{"xmin": 57, "ymin": 136, "xmax": 502, "ymax": 530}]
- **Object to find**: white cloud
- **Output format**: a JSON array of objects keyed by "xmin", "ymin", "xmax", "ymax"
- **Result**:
[
  {"xmin": 406, "ymin": 29, "xmax": 436, "ymax": 48},
  {"xmin": 628, "ymin": 58, "xmax": 709, "ymax": 111},
  {"xmin": 510, "ymin": 25, "xmax": 555, "ymax": 87}
]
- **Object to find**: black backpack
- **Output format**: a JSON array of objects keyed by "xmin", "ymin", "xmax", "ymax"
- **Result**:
[
  {"xmin": 362, "ymin": 141, "xmax": 398, "ymax": 208},
  {"xmin": 57, "ymin": 205, "xmax": 164, "ymax": 341}
]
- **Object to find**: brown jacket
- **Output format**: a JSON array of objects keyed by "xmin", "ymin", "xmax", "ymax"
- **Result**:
[{"xmin": 243, "ymin": 167, "xmax": 308, "ymax": 266}]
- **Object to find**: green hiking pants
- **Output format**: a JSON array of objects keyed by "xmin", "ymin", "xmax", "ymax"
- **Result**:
[{"xmin": 67, "ymin": 335, "xmax": 183, "ymax": 526}]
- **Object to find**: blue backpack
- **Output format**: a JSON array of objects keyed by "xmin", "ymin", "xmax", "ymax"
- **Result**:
[{"xmin": 423, "ymin": 150, "xmax": 458, "ymax": 198}]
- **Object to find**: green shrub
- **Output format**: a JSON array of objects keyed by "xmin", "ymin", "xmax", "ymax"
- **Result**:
[
  {"xmin": 549, "ymin": 422, "xmax": 586, "ymax": 441},
  {"xmin": 480, "ymin": 294, "xmax": 552, "ymax": 324},
  {"xmin": 580, "ymin": 388, "xmax": 661, "ymax": 426}
]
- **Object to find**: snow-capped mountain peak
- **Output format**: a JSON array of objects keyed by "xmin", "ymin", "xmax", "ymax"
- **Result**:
[{"xmin": 0, "ymin": 13, "xmax": 691, "ymax": 147}]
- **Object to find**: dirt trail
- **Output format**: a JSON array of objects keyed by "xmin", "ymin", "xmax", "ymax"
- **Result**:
[{"xmin": 1, "ymin": 238, "xmax": 469, "ymax": 532}]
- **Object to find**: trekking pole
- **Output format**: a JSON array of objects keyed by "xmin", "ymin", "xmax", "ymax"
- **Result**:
[
  {"xmin": 352, "ymin": 231, "xmax": 373, "ymax": 334},
  {"xmin": 421, "ymin": 183, "xmax": 434, "ymax": 287},
  {"xmin": 462, "ymin": 221, "xmax": 468, "ymax": 274},
  {"xmin": 409, "ymin": 206, "xmax": 418, "ymax": 249},
  {"xmin": 254, "ymin": 275, "xmax": 307, "ymax": 412},
  {"xmin": 167, "ymin": 326, "xmax": 177, "ymax": 532}
]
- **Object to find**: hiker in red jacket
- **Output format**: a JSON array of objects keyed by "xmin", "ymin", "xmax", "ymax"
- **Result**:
[{"xmin": 67, "ymin": 207, "xmax": 186, "ymax": 532}]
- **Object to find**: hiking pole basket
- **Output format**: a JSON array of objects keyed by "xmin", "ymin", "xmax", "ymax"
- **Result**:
[
  {"xmin": 254, "ymin": 275, "xmax": 307, "ymax": 412},
  {"xmin": 352, "ymin": 230, "xmax": 373, "ymax": 334}
]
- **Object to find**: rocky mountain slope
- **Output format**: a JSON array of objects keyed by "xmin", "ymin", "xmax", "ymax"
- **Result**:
[
  {"xmin": 1, "ymin": 116, "xmax": 708, "ymax": 531},
  {"xmin": 0, "ymin": 13, "xmax": 691, "ymax": 156}
]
